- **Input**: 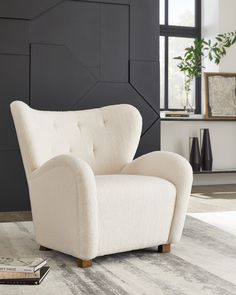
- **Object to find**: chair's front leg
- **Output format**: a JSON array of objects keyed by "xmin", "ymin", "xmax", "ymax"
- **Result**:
[
  {"xmin": 78, "ymin": 259, "xmax": 93, "ymax": 268},
  {"xmin": 158, "ymin": 244, "xmax": 171, "ymax": 253},
  {"xmin": 40, "ymin": 245, "xmax": 93, "ymax": 268}
]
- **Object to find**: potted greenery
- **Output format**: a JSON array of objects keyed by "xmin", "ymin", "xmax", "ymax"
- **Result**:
[{"xmin": 174, "ymin": 31, "xmax": 236, "ymax": 113}]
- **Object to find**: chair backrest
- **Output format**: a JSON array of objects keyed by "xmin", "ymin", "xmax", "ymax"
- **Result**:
[{"xmin": 11, "ymin": 101, "xmax": 142, "ymax": 179}]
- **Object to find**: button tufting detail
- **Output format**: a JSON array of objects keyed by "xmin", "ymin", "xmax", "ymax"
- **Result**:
[
  {"xmin": 53, "ymin": 123, "xmax": 57, "ymax": 130},
  {"xmin": 101, "ymin": 119, "xmax": 106, "ymax": 127},
  {"xmin": 92, "ymin": 146, "xmax": 96, "ymax": 155},
  {"xmin": 76, "ymin": 122, "xmax": 81, "ymax": 131}
]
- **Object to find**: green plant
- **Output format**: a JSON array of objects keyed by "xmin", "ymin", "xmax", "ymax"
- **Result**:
[{"xmin": 174, "ymin": 31, "xmax": 236, "ymax": 109}]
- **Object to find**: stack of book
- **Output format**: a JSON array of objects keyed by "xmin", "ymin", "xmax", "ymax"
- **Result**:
[{"xmin": 0, "ymin": 257, "xmax": 50, "ymax": 285}]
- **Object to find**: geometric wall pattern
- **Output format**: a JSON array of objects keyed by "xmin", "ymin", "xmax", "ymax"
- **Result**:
[{"xmin": 0, "ymin": 0, "xmax": 159, "ymax": 211}]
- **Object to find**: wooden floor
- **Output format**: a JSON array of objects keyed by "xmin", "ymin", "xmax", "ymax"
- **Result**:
[
  {"xmin": 189, "ymin": 184, "xmax": 236, "ymax": 213},
  {"xmin": 0, "ymin": 184, "xmax": 235, "ymax": 222}
]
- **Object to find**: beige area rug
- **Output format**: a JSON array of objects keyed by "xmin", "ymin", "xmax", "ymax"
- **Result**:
[{"xmin": 0, "ymin": 216, "xmax": 235, "ymax": 295}]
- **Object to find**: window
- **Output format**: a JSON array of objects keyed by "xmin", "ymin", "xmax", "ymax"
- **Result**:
[{"xmin": 160, "ymin": 0, "xmax": 201, "ymax": 113}]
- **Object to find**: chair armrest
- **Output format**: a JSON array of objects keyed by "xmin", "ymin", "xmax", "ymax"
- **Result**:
[
  {"xmin": 121, "ymin": 151, "xmax": 193, "ymax": 243},
  {"xmin": 30, "ymin": 154, "xmax": 98, "ymax": 260}
]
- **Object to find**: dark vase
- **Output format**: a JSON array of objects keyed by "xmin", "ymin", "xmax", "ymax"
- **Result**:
[
  {"xmin": 201, "ymin": 128, "xmax": 213, "ymax": 171},
  {"xmin": 189, "ymin": 137, "xmax": 201, "ymax": 171}
]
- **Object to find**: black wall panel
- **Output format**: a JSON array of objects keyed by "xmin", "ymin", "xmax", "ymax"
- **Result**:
[
  {"xmin": 0, "ymin": 55, "xmax": 29, "ymax": 150},
  {"xmin": 130, "ymin": 61, "xmax": 159, "ymax": 110},
  {"xmin": 0, "ymin": 0, "xmax": 63, "ymax": 19},
  {"xmin": 0, "ymin": 0, "xmax": 159, "ymax": 211},
  {"xmin": 0, "ymin": 151, "xmax": 30, "ymax": 212},
  {"xmin": 130, "ymin": 0, "xmax": 159, "ymax": 60},
  {"xmin": 100, "ymin": 4, "xmax": 129, "ymax": 82},
  {"xmin": 0, "ymin": 19, "xmax": 29, "ymax": 54},
  {"xmin": 31, "ymin": 44, "xmax": 97, "ymax": 109}
]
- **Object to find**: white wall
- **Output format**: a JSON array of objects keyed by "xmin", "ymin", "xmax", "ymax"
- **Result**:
[
  {"xmin": 202, "ymin": 0, "xmax": 220, "ymax": 73},
  {"xmin": 218, "ymin": 0, "xmax": 236, "ymax": 72},
  {"xmin": 202, "ymin": 0, "xmax": 236, "ymax": 73}
]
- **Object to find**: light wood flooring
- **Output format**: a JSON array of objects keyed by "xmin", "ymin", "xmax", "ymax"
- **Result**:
[{"xmin": 189, "ymin": 184, "xmax": 236, "ymax": 213}]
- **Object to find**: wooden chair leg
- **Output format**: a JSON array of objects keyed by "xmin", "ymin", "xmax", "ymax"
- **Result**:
[
  {"xmin": 158, "ymin": 244, "xmax": 171, "ymax": 253},
  {"xmin": 39, "ymin": 245, "xmax": 52, "ymax": 251},
  {"xmin": 78, "ymin": 259, "xmax": 92, "ymax": 268}
]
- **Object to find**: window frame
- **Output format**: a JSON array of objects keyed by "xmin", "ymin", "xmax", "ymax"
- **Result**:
[{"xmin": 160, "ymin": 0, "xmax": 202, "ymax": 113}]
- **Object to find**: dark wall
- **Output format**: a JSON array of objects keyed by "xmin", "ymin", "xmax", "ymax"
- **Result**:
[{"xmin": 0, "ymin": 0, "xmax": 160, "ymax": 212}]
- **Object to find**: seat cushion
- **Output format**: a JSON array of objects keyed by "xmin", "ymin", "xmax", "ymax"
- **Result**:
[{"xmin": 96, "ymin": 175, "xmax": 176, "ymax": 256}]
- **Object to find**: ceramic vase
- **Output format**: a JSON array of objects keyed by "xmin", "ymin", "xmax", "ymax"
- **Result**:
[
  {"xmin": 189, "ymin": 137, "xmax": 201, "ymax": 171},
  {"xmin": 201, "ymin": 128, "xmax": 213, "ymax": 171}
]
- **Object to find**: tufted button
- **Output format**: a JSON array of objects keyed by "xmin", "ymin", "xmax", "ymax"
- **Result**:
[
  {"xmin": 101, "ymin": 119, "xmax": 106, "ymax": 127},
  {"xmin": 53, "ymin": 122, "xmax": 57, "ymax": 130},
  {"xmin": 76, "ymin": 122, "xmax": 81, "ymax": 132},
  {"xmin": 92, "ymin": 146, "xmax": 96, "ymax": 155}
]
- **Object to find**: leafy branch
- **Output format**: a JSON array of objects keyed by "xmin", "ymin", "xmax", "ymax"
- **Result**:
[{"xmin": 174, "ymin": 31, "xmax": 236, "ymax": 94}]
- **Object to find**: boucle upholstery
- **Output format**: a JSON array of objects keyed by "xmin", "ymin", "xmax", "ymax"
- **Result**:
[{"xmin": 11, "ymin": 101, "xmax": 192, "ymax": 261}]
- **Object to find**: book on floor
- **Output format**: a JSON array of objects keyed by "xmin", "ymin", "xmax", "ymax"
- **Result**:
[
  {"xmin": 0, "ymin": 257, "xmax": 47, "ymax": 273},
  {"xmin": 0, "ymin": 266, "xmax": 50, "ymax": 285},
  {"xmin": 0, "ymin": 270, "xmax": 40, "ymax": 279}
]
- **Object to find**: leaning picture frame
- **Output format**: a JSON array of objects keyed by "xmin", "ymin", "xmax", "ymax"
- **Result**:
[{"xmin": 205, "ymin": 72, "xmax": 236, "ymax": 119}]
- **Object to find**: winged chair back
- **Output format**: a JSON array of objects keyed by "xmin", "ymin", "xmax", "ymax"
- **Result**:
[{"xmin": 11, "ymin": 101, "xmax": 142, "ymax": 180}]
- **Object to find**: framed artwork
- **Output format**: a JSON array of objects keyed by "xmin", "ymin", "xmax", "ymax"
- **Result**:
[{"xmin": 205, "ymin": 72, "xmax": 236, "ymax": 119}]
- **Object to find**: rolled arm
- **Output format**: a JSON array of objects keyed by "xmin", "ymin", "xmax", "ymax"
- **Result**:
[
  {"xmin": 122, "ymin": 151, "xmax": 193, "ymax": 243},
  {"xmin": 30, "ymin": 155, "xmax": 98, "ymax": 260}
]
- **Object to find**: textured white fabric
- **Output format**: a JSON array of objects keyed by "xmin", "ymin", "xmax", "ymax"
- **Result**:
[
  {"xmin": 11, "ymin": 101, "xmax": 193, "ymax": 261},
  {"xmin": 10, "ymin": 101, "xmax": 142, "ymax": 179},
  {"xmin": 121, "ymin": 151, "xmax": 193, "ymax": 243},
  {"xmin": 96, "ymin": 175, "xmax": 176, "ymax": 256},
  {"xmin": 30, "ymin": 155, "xmax": 97, "ymax": 260}
]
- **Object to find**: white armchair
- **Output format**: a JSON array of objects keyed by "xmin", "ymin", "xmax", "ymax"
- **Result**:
[{"xmin": 11, "ymin": 101, "xmax": 193, "ymax": 268}]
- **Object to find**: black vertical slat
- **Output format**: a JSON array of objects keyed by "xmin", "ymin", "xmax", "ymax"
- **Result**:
[
  {"xmin": 165, "ymin": 0, "xmax": 168, "ymax": 25},
  {"xmin": 195, "ymin": 0, "xmax": 202, "ymax": 114},
  {"xmin": 164, "ymin": 36, "xmax": 168, "ymax": 110}
]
